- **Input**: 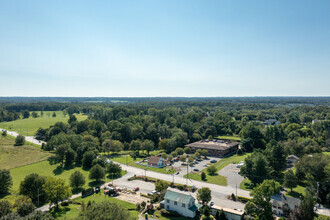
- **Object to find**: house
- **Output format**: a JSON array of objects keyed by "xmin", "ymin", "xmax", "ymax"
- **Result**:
[
  {"xmin": 264, "ymin": 119, "xmax": 280, "ymax": 126},
  {"xmin": 185, "ymin": 139, "xmax": 239, "ymax": 157},
  {"xmin": 287, "ymin": 155, "xmax": 299, "ymax": 164},
  {"xmin": 148, "ymin": 156, "xmax": 165, "ymax": 168},
  {"xmin": 160, "ymin": 190, "xmax": 202, "ymax": 218},
  {"xmin": 271, "ymin": 193, "xmax": 301, "ymax": 217},
  {"xmin": 210, "ymin": 205, "xmax": 244, "ymax": 220}
]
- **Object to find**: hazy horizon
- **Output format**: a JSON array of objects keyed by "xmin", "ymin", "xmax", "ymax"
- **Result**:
[{"xmin": 1, "ymin": 0, "xmax": 329, "ymax": 97}]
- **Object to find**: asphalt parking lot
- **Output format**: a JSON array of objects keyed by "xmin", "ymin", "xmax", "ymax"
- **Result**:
[
  {"xmin": 218, "ymin": 164, "xmax": 244, "ymax": 187},
  {"xmin": 170, "ymin": 156, "xmax": 220, "ymax": 178}
]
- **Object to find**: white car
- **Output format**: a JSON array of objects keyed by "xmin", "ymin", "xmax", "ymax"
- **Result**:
[{"xmin": 236, "ymin": 161, "xmax": 244, "ymax": 168}]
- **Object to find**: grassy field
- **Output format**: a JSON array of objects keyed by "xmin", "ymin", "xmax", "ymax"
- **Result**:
[
  {"xmin": 215, "ymin": 135, "xmax": 241, "ymax": 141},
  {"xmin": 0, "ymin": 134, "xmax": 52, "ymax": 169},
  {"xmin": 0, "ymin": 111, "xmax": 88, "ymax": 136},
  {"xmin": 53, "ymin": 190, "xmax": 139, "ymax": 219},
  {"xmin": 111, "ymin": 155, "xmax": 175, "ymax": 174},
  {"xmin": 184, "ymin": 153, "xmax": 249, "ymax": 186},
  {"xmin": 3, "ymin": 159, "xmax": 126, "ymax": 204}
]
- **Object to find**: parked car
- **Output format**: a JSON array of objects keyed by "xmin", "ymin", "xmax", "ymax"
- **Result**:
[
  {"xmin": 236, "ymin": 161, "xmax": 244, "ymax": 168},
  {"xmin": 148, "ymin": 190, "xmax": 157, "ymax": 196},
  {"xmin": 203, "ymin": 164, "xmax": 208, "ymax": 167},
  {"xmin": 210, "ymin": 160, "xmax": 217, "ymax": 163},
  {"xmin": 210, "ymin": 202, "xmax": 214, "ymax": 206},
  {"xmin": 133, "ymin": 187, "xmax": 139, "ymax": 191},
  {"xmin": 193, "ymin": 169, "xmax": 199, "ymax": 171},
  {"xmin": 176, "ymin": 172, "xmax": 180, "ymax": 175}
]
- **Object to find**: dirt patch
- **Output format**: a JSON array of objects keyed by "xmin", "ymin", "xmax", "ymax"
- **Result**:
[{"xmin": 116, "ymin": 191, "xmax": 149, "ymax": 204}]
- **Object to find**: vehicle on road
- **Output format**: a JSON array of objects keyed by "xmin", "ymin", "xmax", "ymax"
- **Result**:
[
  {"xmin": 193, "ymin": 169, "xmax": 199, "ymax": 171},
  {"xmin": 210, "ymin": 202, "xmax": 214, "ymax": 206},
  {"xmin": 176, "ymin": 172, "xmax": 179, "ymax": 175},
  {"xmin": 210, "ymin": 160, "xmax": 217, "ymax": 163},
  {"xmin": 203, "ymin": 164, "xmax": 208, "ymax": 167},
  {"xmin": 148, "ymin": 190, "xmax": 157, "ymax": 196},
  {"xmin": 133, "ymin": 187, "xmax": 139, "ymax": 191}
]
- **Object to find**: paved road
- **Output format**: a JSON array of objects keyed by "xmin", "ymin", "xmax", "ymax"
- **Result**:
[
  {"xmin": 218, "ymin": 164, "xmax": 244, "ymax": 187},
  {"xmin": 0, "ymin": 128, "xmax": 45, "ymax": 145}
]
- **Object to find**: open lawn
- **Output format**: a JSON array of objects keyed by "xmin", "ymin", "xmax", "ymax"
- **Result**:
[
  {"xmin": 0, "ymin": 111, "xmax": 88, "ymax": 136},
  {"xmin": 53, "ymin": 190, "xmax": 139, "ymax": 219},
  {"xmin": 0, "ymin": 134, "xmax": 52, "ymax": 169},
  {"xmin": 111, "ymin": 155, "xmax": 175, "ymax": 174},
  {"xmin": 215, "ymin": 135, "xmax": 241, "ymax": 141},
  {"xmin": 184, "ymin": 153, "xmax": 249, "ymax": 186},
  {"xmin": 3, "ymin": 159, "xmax": 126, "ymax": 205}
]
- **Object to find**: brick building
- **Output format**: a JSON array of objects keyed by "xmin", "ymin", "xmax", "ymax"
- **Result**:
[{"xmin": 185, "ymin": 139, "xmax": 239, "ymax": 157}]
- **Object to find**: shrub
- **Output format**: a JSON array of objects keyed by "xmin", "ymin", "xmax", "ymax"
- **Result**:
[
  {"xmin": 207, "ymin": 165, "xmax": 217, "ymax": 175},
  {"xmin": 15, "ymin": 135, "xmax": 25, "ymax": 146},
  {"xmin": 201, "ymin": 172, "xmax": 206, "ymax": 180},
  {"xmin": 17, "ymin": 202, "xmax": 36, "ymax": 217},
  {"xmin": 82, "ymin": 188, "xmax": 94, "ymax": 198},
  {"xmin": 61, "ymin": 201, "xmax": 69, "ymax": 207}
]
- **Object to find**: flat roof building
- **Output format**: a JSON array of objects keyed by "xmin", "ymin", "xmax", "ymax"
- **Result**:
[{"xmin": 185, "ymin": 139, "xmax": 239, "ymax": 157}]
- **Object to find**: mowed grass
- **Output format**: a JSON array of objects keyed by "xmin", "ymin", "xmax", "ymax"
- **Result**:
[
  {"xmin": 0, "ymin": 111, "xmax": 88, "ymax": 136},
  {"xmin": 55, "ymin": 190, "xmax": 139, "ymax": 219},
  {"xmin": 0, "ymin": 134, "xmax": 52, "ymax": 169},
  {"xmin": 184, "ymin": 153, "xmax": 249, "ymax": 186},
  {"xmin": 111, "ymin": 155, "xmax": 175, "ymax": 174},
  {"xmin": 215, "ymin": 135, "xmax": 241, "ymax": 141},
  {"xmin": 3, "ymin": 159, "xmax": 127, "ymax": 205}
]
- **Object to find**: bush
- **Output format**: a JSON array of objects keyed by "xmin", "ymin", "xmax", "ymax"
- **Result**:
[
  {"xmin": 82, "ymin": 188, "xmax": 94, "ymax": 198},
  {"xmin": 201, "ymin": 172, "xmax": 206, "ymax": 180},
  {"xmin": 159, "ymin": 209, "xmax": 180, "ymax": 217},
  {"xmin": 61, "ymin": 201, "xmax": 69, "ymax": 207},
  {"xmin": 15, "ymin": 135, "xmax": 25, "ymax": 146},
  {"xmin": 207, "ymin": 165, "xmax": 217, "ymax": 176},
  {"xmin": 237, "ymin": 196, "xmax": 251, "ymax": 203},
  {"xmin": 17, "ymin": 202, "xmax": 36, "ymax": 217},
  {"xmin": 1, "ymin": 131, "xmax": 7, "ymax": 137}
]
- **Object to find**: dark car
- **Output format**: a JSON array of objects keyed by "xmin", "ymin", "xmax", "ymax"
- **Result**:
[
  {"xmin": 210, "ymin": 160, "xmax": 217, "ymax": 163},
  {"xmin": 193, "ymin": 169, "xmax": 199, "ymax": 172}
]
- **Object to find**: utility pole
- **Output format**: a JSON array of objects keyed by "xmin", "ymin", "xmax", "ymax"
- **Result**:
[{"xmin": 236, "ymin": 184, "xmax": 237, "ymax": 198}]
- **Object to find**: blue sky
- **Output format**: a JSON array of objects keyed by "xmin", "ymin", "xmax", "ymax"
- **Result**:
[{"xmin": 0, "ymin": 0, "xmax": 329, "ymax": 97}]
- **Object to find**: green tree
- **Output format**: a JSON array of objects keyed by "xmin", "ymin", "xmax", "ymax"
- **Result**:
[
  {"xmin": 78, "ymin": 200, "xmax": 134, "ymax": 220},
  {"xmin": 171, "ymin": 151, "xmax": 178, "ymax": 158},
  {"xmin": 266, "ymin": 140, "xmax": 286, "ymax": 173},
  {"xmin": 19, "ymin": 173, "xmax": 47, "ymax": 206},
  {"xmin": 197, "ymin": 187, "xmax": 212, "ymax": 204},
  {"xmin": 201, "ymin": 172, "xmax": 206, "ymax": 181},
  {"xmin": 89, "ymin": 164, "xmax": 105, "ymax": 182},
  {"xmin": 245, "ymin": 180, "xmax": 281, "ymax": 219},
  {"xmin": 68, "ymin": 115, "xmax": 77, "ymax": 124},
  {"xmin": 184, "ymin": 146, "xmax": 191, "ymax": 154},
  {"xmin": 0, "ymin": 169, "xmax": 12, "ymax": 195},
  {"xmin": 2, "ymin": 130, "xmax": 7, "ymax": 137},
  {"xmin": 15, "ymin": 135, "xmax": 25, "ymax": 146},
  {"xmin": 141, "ymin": 139, "xmax": 155, "ymax": 155},
  {"xmin": 65, "ymin": 148, "xmax": 76, "ymax": 167},
  {"xmin": 0, "ymin": 200, "xmax": 12, "ymax": 218},
  {"xmin": 106, "ymin": 161, "xmax": 122, "ymax": 177},
  {"xmin": 301, "ymin": 190, "xmax": 315, "ymax": 220},
  {"xmin": 82, "ymin": 151, "xmax": 96, "ymax": 169},
  {"xmin": 111, "ymin": 140, "xmax": 124, "ymax": 153},
  {"xmin": 21, "ymin": 110, "xmax": 30, "ymax": 119},
  {"xmin": 155, "ymin": 180, "xmax": 169, "ymax": 192},
  {"xmin": 176, "ymin": 147, "xmax": 184, "ymax": 155},
  {"xmin": 52, "ymin": 112, "xmax": 56, "ymax": 117},
  {"xmin": 17, "ymin": 202, "xmax": 36, "ymax": 217},
  {"xmin": 240, "ymin": 123, "xmax": 265, "ymax": 150},
  {"xmin": 56, "ymin": 144, "xmax": 67, "ymax": 166},
  {"xmin": 31, "ymin": 112, "xmax": 39, "ymax": 118},
  {"xmin": 207, "ymin": 165, "xmax": 217, "ymax": 176},
  {"xmin": 201, "ymin": 149, "xmax": 208, "ymax": 157},
  {"xmin": 70, "ymin": 171, "xmax": 85, "ymax": 190},
  {"xmin": 25, "ymin": 210, "xmax": 54, "ymax": 219},
  {"xmin": 188, "ymin": 156, "xmax": 194, "ymax": 164},
  {"xmin": 215, "ymin": 209, "xmax": 227, "ymax": 220},
  {"xmin": 43, "ymin": 177, "xmax": 72, "ymax": 208},
  {"xmin": 180, "ymin": 155, "xmax": 186, "ymax": 163},
  {"xmin": 283, "ymin": 170, "xmax": 298, "ymax": 192}
]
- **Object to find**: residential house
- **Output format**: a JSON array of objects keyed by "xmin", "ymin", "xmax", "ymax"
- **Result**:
[
  {"xmin": 148, "ymin": 156, "xmax": 165, "ymax": 168},
  {"xmin": 210, "ymin": 205, "xmax": 244, "ymax": 220},
  {"xmin": 271, "ymin": 193, "xmax": 301, "ymax": 217},
  {"xmin": 287, "ymin": 155, "xmax": 299, "ymax": 164},
  {"xmin": 160, "ymin": 190, "xmax": 202, "ymax": 218}
]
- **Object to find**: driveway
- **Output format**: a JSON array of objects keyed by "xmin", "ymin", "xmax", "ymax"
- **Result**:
[{"xmin": 218, "ymin": 164, "xmax": 244, "ymax": 188}]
